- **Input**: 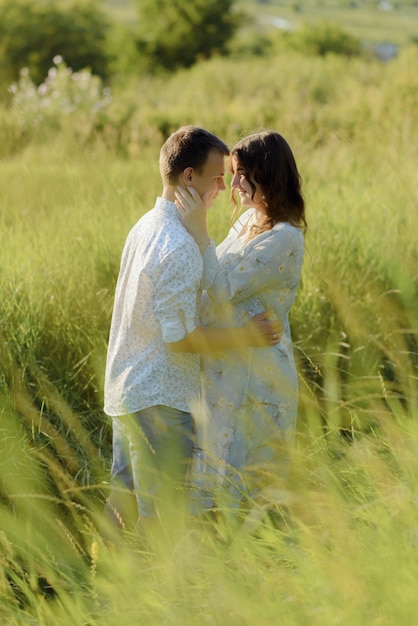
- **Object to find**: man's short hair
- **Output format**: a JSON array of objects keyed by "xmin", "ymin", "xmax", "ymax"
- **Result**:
[{"xmin": 159, "ymin": 126, "xmax": 229, "ymax": 185}]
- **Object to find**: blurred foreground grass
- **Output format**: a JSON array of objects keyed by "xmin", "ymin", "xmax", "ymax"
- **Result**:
[
  {"xmin": 2, "ymin": 410, "xmax": 418, "ymax": 624},
  {"xmin": 0, "ymin": 48, "xmax": 417, "ymax": 623}
]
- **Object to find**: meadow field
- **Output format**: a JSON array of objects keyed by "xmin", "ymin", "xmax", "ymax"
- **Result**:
[{"xmin": 0, "ymin": 39, "xmax": 418, "ymax": 625}]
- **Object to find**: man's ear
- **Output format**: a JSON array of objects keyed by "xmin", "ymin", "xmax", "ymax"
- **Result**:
[{"xmin": 182, "ymin": 167, "xmax": 193, "ymax": 186}]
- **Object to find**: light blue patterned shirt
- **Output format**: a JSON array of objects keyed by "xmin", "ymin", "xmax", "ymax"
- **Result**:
[{"xmin": 104, "ymin": 197, "xmax": 216, "ymax": 416}]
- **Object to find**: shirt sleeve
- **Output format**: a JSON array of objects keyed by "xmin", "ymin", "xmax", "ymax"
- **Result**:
[
  {"xmin": 154, "ymin": 244, "xmax": 203, "ymax": 343},
  {"xmin": 208, "ymin": 228, "xmax": 303, "ymax": 305}
]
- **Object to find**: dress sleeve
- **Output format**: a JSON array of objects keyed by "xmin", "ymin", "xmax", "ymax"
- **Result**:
[
  {"xmin": 201, "ymin": 238, "xmax": 217, "ymax": 290},
  {"xmin": 154, "ymin": 245, "xmax": 203, "ymax": 343},
  {"xmin": 209, "ymin": 227, "xmax": 303, "ymax": 305}
]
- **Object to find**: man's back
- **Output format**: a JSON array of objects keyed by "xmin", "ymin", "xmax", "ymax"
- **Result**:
[{"xmin": 104, "ymin": 197, "xmax": 204, "ymax": 417}]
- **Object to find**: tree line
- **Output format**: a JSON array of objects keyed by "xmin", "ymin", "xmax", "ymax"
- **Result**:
[{"xmin": 0, "ymin": 0, "xmax": 366, "ymax": 88}]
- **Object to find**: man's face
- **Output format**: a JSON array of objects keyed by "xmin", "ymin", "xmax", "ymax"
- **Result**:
[{"xmin": 189, "ymin": 150, "xmax": 226, "ymax": 208}]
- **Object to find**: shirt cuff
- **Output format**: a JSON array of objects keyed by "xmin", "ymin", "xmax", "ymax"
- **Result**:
[{"xmin": 201, "ymin": 239, "xmax": 217, "ymax": 290}]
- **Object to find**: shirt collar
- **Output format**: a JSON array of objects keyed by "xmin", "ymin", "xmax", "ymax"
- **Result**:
[{"xmin": 155, "ymin": 196, "xmax": 180, "ymax": 220}]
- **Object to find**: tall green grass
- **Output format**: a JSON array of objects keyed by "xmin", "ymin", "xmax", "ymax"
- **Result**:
[{"xmin": 0, "ymin": 48, "xmax": 417, "ymax": 623}]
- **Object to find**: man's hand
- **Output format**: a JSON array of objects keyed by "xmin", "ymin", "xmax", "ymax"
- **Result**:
[
  {"xmin": 168, "ymin": 311, "xmax": 283, "ymax": 354},
  {"xmin": 244, "ymin": 311, "xmax": 283, "ymax": 347}
]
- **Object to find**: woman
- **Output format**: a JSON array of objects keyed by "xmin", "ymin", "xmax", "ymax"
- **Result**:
[{"xmin": 178, "ymin": 130, "xmax": 306, "ymax": 509}]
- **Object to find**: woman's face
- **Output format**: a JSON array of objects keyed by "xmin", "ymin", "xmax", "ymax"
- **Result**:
[{"xmin": 230, "ymin": 155, "xmax": 265, "ymax": 211}]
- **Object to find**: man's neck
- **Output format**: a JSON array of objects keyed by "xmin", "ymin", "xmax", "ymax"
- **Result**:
[{"xmin": 161, "ymin": 186, "xmax": 176, "ymax": 203}]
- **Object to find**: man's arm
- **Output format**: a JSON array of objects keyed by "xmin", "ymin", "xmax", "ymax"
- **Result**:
[{"xmin": 168, "ymin": 312, "xmax": 282, "ymax": 354}]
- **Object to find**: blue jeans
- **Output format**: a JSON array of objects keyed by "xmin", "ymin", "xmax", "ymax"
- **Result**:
[{"xmin": 111, "ymin": 406, "xmax": 193, "ymax": 518}]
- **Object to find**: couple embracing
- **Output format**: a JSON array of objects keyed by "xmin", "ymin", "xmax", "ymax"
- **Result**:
[{"xmin": 103, "ymin": 125, "xmax": 306, "ymax": 537}]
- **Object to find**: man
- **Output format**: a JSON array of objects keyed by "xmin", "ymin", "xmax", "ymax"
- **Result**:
[{"xmin": 103, "ymin": 126, "xmax": 279, "ymax": 536}]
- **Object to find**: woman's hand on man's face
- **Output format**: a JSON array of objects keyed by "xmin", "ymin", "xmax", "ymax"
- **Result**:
[
  {"xmin": 175, "ymin": 185, "xmax": 207, "ymax": 213},
  {"xmin": 175, "ymin": 186, "xmax": 210, "ymax": 250}
]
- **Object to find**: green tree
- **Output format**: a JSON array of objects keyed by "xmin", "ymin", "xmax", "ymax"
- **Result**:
[
  {"xmin": 135, "ymin": 0, "xmax": 243, "ymax": 72},
  {"xmin": 0, "ymin": 0, "xmax": 111, "ymax": 85}
]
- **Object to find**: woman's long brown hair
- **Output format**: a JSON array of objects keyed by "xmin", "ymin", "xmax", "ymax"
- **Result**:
[{"xmin": 230, "ymin": 131, "xmax": 307, "ymax": 239}]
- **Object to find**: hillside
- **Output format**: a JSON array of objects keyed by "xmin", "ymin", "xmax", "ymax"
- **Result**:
[{"xmin": 105, "ymin": 0, "xmax": 418, "ymax": 47}]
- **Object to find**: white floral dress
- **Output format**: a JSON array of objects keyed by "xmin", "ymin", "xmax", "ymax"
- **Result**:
[{"xmin": 193, "ymin": 209, "xmax": 305, "ymax": 508}]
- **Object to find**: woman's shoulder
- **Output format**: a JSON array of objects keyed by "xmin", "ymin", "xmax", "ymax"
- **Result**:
[
  {"xmin": 272, "ymin": 221, "xmax": 301, "ymax": 232},
  {"xmin": 272, "ymin": 221, "xmax": 304, "ymax": 241}
]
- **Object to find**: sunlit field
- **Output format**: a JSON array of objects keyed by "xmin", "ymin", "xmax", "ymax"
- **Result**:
[{"xmin": 0, "ymin": 42, "xmax": 417, "ymax": 624}]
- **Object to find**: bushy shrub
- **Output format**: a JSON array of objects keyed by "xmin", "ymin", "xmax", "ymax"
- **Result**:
[
  {"xmin": 0, "ymin": 0, "xmax": 111, "ymax": 85},
  {"xmin": 284, "ymin": 20, "xmax": 362, "ymax": 57},
  {"xmin": 7, "ymin": 56, "xmax": 112, "ymax": 146}
]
